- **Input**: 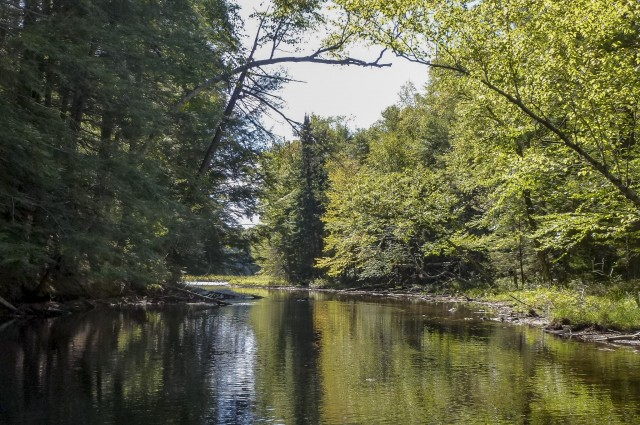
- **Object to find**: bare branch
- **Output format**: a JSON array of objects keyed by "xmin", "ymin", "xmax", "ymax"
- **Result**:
[
  {"xmin": 174, "ymin": 45, "xmax": 391, "ymax": 112},
  {"xmin": 248, "ymin": 16, "xmax": 265, "ymax": 60},
  {"xmin": 269, "ymin": 20, "xmax": 285, "ymax": 59},
  {"xmin": 253, "ymin": 67, "xmax": 306, "ymax": 84},
  {"xmin": 243, "ymin": 86, "xmax": 284, "ymax": 104},
  {"xmin": 243, "ymin": 90, "xmax": 302, "ymax": 131},
  {"xmin": 237, "ymin": 105, "xmax": 289, "ymax": 143},
  {"xmin": 244, "ymin": 73, "xmax": 282, "ymax": 96}
]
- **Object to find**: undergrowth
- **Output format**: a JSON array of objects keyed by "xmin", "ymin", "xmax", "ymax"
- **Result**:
[{"xmin": 484, "ymin": 285, "xmax": 640, "ymax": 331}]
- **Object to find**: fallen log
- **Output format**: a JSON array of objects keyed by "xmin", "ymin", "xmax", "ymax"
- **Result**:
[
  {"xmin": 593, "ymin": 332, "xmax": 640, "ymax": 342},
  {"xmin": 169, "ymin": 285, "xmax": 230, "ymax": 306}
]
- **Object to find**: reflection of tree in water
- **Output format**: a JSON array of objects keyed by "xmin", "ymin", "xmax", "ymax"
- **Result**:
[
  {"xmin": 3, "ymin": 295, "xmax": 640, "ymax": 424},
  {"xmin": 249, "ymin": 293, "xmax": 323, "ymax": 425},
  {"xmin": 311, "ymin": 299, "xmax": 640, "ymax": 424},
  {"xmin": 0, "ymin": 306, "xmax": 259, "ymax": 425},
  {"xmin": 288, "ymin": 298, "xmax": 322, "ymax": 425}
]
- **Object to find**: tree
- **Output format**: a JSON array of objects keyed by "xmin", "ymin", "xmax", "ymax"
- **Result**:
[
  {"xmin": 255, "ymin": 116, "xmax": 346, "ymax": 284},
  {"xmin": 0, "ymin": 0, "xmax": 253, "ymax": 299},
  {"xmin": 317, "ymin": 81, "xmax": 491, "ymax": 287},
  {"xmin": 332, "ymin": 0, "xmax": 640, "ymax": 281},
  {"xmin": 173, "ymin": 0, "xmax": 392, "ymax": 180}
]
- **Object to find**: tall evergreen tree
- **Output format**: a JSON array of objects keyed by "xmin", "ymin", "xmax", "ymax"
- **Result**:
[
  {"xmin": 255, "ymin": 116, "xmax": 343, "ymax": 284},
  {"xmin": 292, "ymin": 115, "xmax": 326, "ymax": 282}
]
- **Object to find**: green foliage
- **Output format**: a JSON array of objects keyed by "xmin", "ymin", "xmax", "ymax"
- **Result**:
[
  {"xmin": 11, "ymin": 0, "xmax": 637, "ymax": 302},
  {"xmin": 0, "ymin": 0, "xmax": 259, "ymax": 299},
  {"xmin": 320, "ymin": 163, "xmax": 455, "ymax": 282},
  {"xmin": 318, "ymin": 80, "xmax": 491, "ymax": 286},
  {"xmin": 325, "ymin": 0, "xmax": 640, "ymax": 288},
  {"xmin": 255, "ymin": 116, "xmax": 345, "ymax": 284},
  {"xmin": 488, "ymin": 286, "xmax": 640, "ymax": 331}
]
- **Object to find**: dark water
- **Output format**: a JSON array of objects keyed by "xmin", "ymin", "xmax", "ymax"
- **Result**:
[{"xmin": 1, "ymin": 289, "xmax": 640, "ymax": 425}]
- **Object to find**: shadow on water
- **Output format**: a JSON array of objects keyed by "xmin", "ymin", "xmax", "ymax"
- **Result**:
[{"xmin": 1, "ymin": 290, "xmax": 640, "ymax": 424}]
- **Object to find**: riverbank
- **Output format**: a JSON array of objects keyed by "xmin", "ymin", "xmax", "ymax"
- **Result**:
[
  {"xmin": 0, "ymin": 285, "xmax": 249, "ymax": 319},
  {"xmin": 186, "ymin": 275, "xmax": 640, "ymax": 348},
  {"xmin": 311, "ymin": 286, "xmax": 640, "ymax": 347},
  {"xmin": 3, "ymin": 277, "xmax": 640, "ymax": 348}
]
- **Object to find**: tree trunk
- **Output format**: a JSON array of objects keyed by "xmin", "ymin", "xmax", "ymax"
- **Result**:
[
  {"xmin": 523, "ymin": 189, "xmax": 551, "ymax": 283},
  {"xmin": 197, "ymin": 68, "xmax": 249, "ymax": 177}
]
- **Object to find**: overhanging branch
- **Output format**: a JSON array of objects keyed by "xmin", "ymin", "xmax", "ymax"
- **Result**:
[{"xmin": 174, "ymin": 46, "xmax": 391, "ymax": 112}]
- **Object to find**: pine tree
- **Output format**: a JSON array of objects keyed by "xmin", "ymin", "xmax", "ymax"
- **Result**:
[
  {"xmin": 255, "ymin": 116, "xmax": 343, "ymax": 284},
  {"xmin": 291, "ymin": 115, "xmax": 326, "ymax": 282}
]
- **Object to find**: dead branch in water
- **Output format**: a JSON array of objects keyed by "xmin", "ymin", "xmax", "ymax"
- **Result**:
[{"xmin": 169, "ymin": 285, "xmax": 230, "ymax": 306}]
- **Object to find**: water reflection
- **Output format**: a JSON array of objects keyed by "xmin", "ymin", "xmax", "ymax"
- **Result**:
[
  {"xmin": 1, "ymin": 291, "xmax": 640, "ymax": 424},
  {"xmin": 0, "ymin": 306, "xmax": 258, "ymax": 425}
]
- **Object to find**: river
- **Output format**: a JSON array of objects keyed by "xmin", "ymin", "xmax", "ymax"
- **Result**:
[{"xmin": 1, "ymin": 288, "xmax": 639, "ymax": 424}]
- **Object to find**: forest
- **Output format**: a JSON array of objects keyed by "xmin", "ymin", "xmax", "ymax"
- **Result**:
[{"xmin": 2, "ymin": 0, "xmax": 640, "ymax": 307}]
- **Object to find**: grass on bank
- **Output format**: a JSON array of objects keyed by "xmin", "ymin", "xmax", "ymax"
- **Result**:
[
  {"xmin": 183, "ymin": 274, "xmax": 288, "ymax": 287},
  {"xmin": 482, "ymin": 285, "xmax": 640, "ymax": 331}
]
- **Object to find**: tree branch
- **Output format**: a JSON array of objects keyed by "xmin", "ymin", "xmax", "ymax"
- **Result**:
[
  {"xmin": 397, "ymin": 45, "xmax": 640, "ymax": 210},
  {"xmin": 243, "ymin": 89, "xmax": 302, "ymax": 131},
  {"xmin": 174, "ymin": 46, "xmax": 391, "ymax": 112},
  {"xmin": 477, "ymin": 77, "xmax": 640, "ymax": 209},
  {"xmin": 395, "ymin": 51, "xmax": 467, "ymax": 74},
  {"xmin": 253, "ymin": 67, "xmax": 306, "ymax": 84}
]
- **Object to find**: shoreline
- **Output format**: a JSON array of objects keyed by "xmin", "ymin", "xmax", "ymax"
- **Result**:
[
  {"xmin": 2, "ymin": 283, "xmax": 640, "ymax": 348},
  {"xmin": 231, "ymin": 283, "xmax": 640, "ymax": 349}
]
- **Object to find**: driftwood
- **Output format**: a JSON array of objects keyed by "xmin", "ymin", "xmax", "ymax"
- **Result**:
[
  {"xmin": 592, "ymin": 332, "xmax": 640, "ymax": 342},
  {"xmin": 0, "ymin": 319, "xmax": 17, "ymax": 332},
  {"xmin": 170, "ymin": 286, "xmax": 230, "ymax": 306}
]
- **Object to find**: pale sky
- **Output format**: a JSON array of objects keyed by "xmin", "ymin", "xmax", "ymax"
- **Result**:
[{"xmin": 235, "ymin": 0, "xmax": 430, "ymax": 139}]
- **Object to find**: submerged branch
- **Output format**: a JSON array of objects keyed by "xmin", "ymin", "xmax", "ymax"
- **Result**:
[
  {"xmin": 169, "ymin": 285, "xmax": 230, "ymax": 306},
  {"xmin": 0, "ymin": 295, "xmax": 19, "ymax": 313}
]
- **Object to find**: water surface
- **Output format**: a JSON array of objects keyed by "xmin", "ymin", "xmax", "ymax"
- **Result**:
[{"xmin": 1, "ymin": 289, "xmax": 639, "ymax": 424}]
